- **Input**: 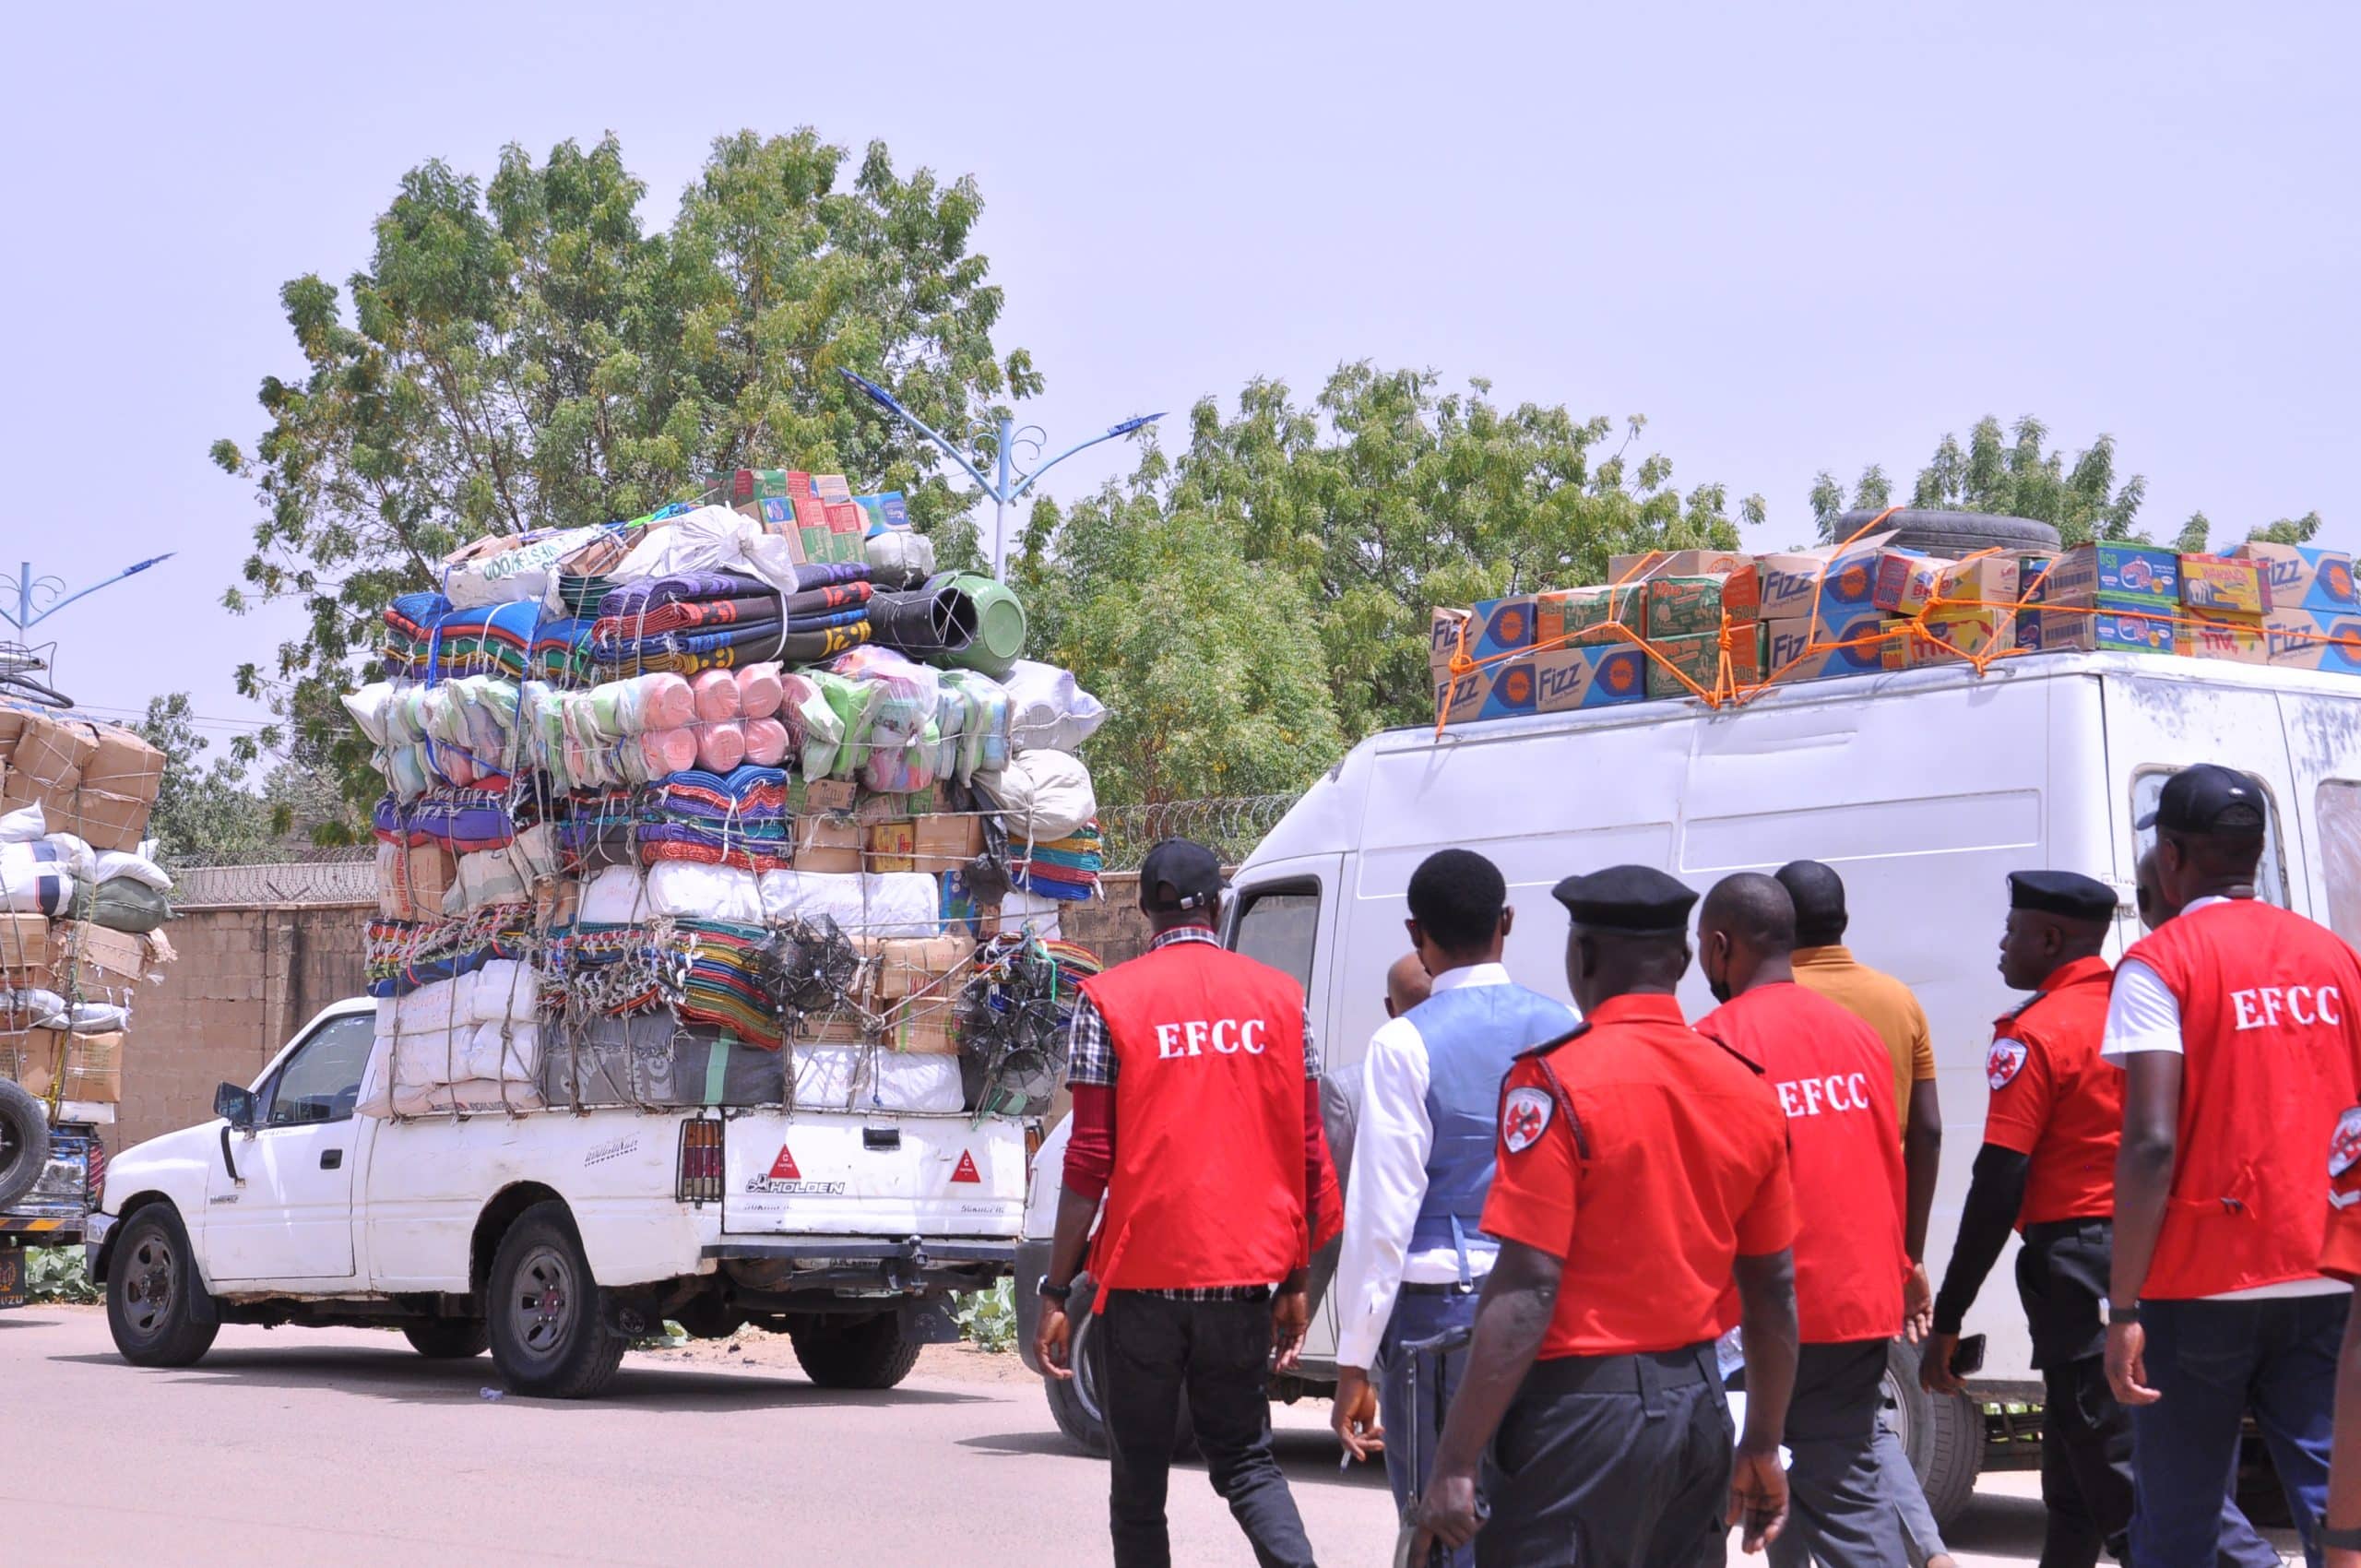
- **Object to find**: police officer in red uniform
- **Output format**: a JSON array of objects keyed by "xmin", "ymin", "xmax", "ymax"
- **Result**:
[
  {"xmin": 1693, "ymin": 873, "xmax": 1909, "ymax": 1568},
  {"xmin": 2104, "ymin": 765, "xmax": 2361, "ymax": 1566},
  {"xmin": 1409, "ymin": 865, "xmax": 1802, "ymax": 1568},
  {"xmin": 2322, "ymin": 1104, "xmax": 2361, "ymax": 1567},
  {"xmin": 1033, "ymin": 839, "xmax": 1342, "ymax": 1568}
]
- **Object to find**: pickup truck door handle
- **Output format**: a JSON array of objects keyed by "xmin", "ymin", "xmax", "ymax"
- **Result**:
[{"xmin": 320, "ymin": 1148, "xmax": 343, "ymax": 1170}]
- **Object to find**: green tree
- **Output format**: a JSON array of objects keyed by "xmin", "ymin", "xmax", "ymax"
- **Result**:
[
  {"xmin": 214, "ymin": 129, "xmax": 1039, "ymax": 819},
  {"xmin": 136, "ymin": 695, "xmax": 273, "ymax": 864},
  {"xmin": 1025, "ymin": 365, "xmax": 1762, "ymax": 767}
]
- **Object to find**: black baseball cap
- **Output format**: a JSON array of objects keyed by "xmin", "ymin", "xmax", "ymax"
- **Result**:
[
  {"xmin": 1551, "ymin": 864, "xmax": 1698, "ymax": 934},
  {"xmin": 1140, "ymin": 838, "xmax": 1225, "ymax": 913},
  {"xmin": 2008, "ymin": 870, "xmax": 2118, "ymax": 921},
  {"xmin": 2137, "ymin": 765, "xmax": 2268, "ymax": 835}
]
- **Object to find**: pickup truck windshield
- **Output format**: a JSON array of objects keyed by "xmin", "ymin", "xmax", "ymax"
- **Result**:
[{"xmin": 265, "ymin": 1016, "xmax": 375, "ymax": 1126}]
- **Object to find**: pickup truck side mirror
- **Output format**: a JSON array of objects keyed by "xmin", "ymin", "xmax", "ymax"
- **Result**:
[{"xmin": 214, "ymin": 1082, "xmax": 261, "ymax": 1130}]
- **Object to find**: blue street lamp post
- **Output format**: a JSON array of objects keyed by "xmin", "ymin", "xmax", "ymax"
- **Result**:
[
  {"xmin": 838, "ymin": 369, "xmax": 1162, "ymax": 580},
  {"xmin": 3, "ymin": 553, "xmax": 175, "ymax": 636}
]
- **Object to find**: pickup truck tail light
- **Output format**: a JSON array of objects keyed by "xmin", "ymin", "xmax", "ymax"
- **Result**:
[{"xmin": 677, "ymin": 1120, "xmax": 724, "ymax": 1204}]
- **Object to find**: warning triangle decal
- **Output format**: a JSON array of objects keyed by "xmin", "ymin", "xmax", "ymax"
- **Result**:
[
  {"xmin": 950, "ymin": 1149, "xmax": 981, "ymax": 1184},
  {"xmin": 769, "ymin": 1147, "xmax": 801, "ymax": 1180}
]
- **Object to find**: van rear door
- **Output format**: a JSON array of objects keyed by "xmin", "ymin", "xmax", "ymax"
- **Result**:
[{"xmin": 2101, "ymin": 669, "xmax": 2303, "ymax": 909}]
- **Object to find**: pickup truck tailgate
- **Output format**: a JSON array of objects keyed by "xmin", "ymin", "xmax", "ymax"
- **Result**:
[{"xmin": 722, "ymin": 1113, "xmax": 1024, "ymax": 1236}]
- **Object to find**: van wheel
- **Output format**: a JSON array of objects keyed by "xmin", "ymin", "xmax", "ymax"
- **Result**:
[
  {"xmin": 1042, "ymin": 1302, "xmax": 1193, "ymax": 1457},
  {"xmin": 1882, "ymin": 1338, "xmax": 1982, "ymax": 1527},
  {"xmin": 0, "ymin": 1080, "xmax": 50, "ymax": 1209},
  {"xmin": 402, "ymin": 1319, "xmax": 490, "ymax": 1360},
  {"xmin": 486, "ymin": 1201, "xmax": 624, "ymax": 1398},
  {"xmin": 789, "ymin": 1313, "xmax": 923, "ymax": 1390},
  {"xmin": 106, "ymin": 1206, "xmax": 218, "ymax": 1368}
]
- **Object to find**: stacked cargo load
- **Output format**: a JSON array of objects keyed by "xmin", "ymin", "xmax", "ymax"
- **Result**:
[
  {"xmin": 1431, "ymin": 515, "xmax": 2361, "ymax": 729},
  {"xmin": 0, "ymin": 708, "xmax": 176, "ymax": 1120},
  {"xmin": 344, "ymin": 475, "xmax": 1105, "ymax": 1126}
]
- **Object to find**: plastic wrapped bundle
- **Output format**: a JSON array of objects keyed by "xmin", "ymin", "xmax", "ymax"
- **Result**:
[
  {"xmin": 940, "ymin": 671, "xmax": 1012, "ymax": 782},
  {"xmin": 791, "ymin": 1044, "xmax": 963, "ymax": 1113},
  {"xmin": 829, "ymin": 647, "xmax": 943, "ymax": 793},
  {"xmin": 1003, "ymin": 659, "xmax": 1108, "ymax": 754},
  {"xmin": 755, "ymin": 871, "xmax": 942, "ymax": 940}
]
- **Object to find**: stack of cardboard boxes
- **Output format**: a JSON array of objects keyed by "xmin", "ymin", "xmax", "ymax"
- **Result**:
[
  {"xmin": 0, "ymin": 709, "xmax": 165, "ymax": 852},
  {"xmin": 1431, "ymin": 535, "xmax": 2361, "ymax": 728},
  {"xmin": 707, "ymin": 468, "xmax": 903, "ymax": 566}
]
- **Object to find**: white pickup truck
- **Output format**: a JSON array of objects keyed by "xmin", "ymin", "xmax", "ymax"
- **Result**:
[{"xmin": 86, "ymin": 997, "xmax": 1026, "ymax": 1396}]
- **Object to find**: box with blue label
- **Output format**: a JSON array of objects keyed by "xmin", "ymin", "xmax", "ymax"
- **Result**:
[
  {"xmin": 2024, "ymin": 608, "xmax": 2177, "ymax": 656},
  {"xmin": 1757, "ymin": 531, "xmax": 1898, "ymax": 624},
  {"xmin": 2264, "ymin": 610, "xmax": 2361, "ymax": 673},
  {"xmin": 1766, "ymin": 612, "xmax": 1896, "ymax": 683},
  {"xmin": 1536, "ymin": 643, "xmax": 1649, "ymax": 711},
  {"xmin": 2040, "ymin": 544, "xmax": 2180, "ymax": 610},
  {"xmin": 1467, "ymin": 596, "xmax": 1538, "ymax": 661},
  {"xmin": 1435, "ymin": 656, "xmax": 1539, "ymax": 726},
  {"xmin": 2232, "ymin": 542, "xmax": 2357, "ymax": 614},
  {"xmin": 1429, "ymin": 608, "xmax": 1473, "ymax": 674}
]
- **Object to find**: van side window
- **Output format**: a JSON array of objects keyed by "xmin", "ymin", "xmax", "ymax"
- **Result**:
[
  {"xmin": 2316, "ymin": 781, "xmax": 2361, "ymax": 942},
  {"xmin": 2130, "ymin": 768, "xmax": 2290, "ymax": 909},
  {"xmin": 1230, "ymin": 884, "xmax": 1320, "ymax": 993}
]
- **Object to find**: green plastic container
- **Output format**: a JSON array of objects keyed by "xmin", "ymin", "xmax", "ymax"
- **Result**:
[{"xmin": 937, "ymin": 573, "xmax": 1027, "ymax": 679}]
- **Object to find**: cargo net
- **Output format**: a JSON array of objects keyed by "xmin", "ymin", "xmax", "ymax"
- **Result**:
[{"xmin": 1433, "ymin": 506, "xmax": 2355, "ymax": 729}]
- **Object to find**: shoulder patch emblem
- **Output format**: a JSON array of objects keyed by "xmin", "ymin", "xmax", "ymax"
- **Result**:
[
  {"xmin": 1987, "ymin": 1038, "xmax": 2029, "ymax": 1091},
  {"xmin": 1502, "ymin": 1086, "xmax": 1554, "ymax": 1154},
  {"xmin": 2331, "ymin": 1106, "xmax": 2361, "ymax": 1181}
]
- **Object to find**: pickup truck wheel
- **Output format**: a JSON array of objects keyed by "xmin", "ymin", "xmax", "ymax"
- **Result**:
[
  {"xmin": 486, "ymin": 1201, "xmax": 624, "ymax": 1398},
  {"xmin": 105, "ymin": 1206, "xmax": 217, "ymax": 1368},
  {"xmin": 1882, "ymin": 1338, "xmax": 1982, "ymax": 1528},
  {"xmin": 0, "ymin": 1079, "xmax": 50, "ymax": 1208},
  {"xmin": 789, "ymin": 1313, "xmax": 923, "ymax": 1390},
  {"xmin": 1042, "ymin": 1303, "xmax": 1195, "ymax": 1459},
  {"xmin": 402, "ymin": 1320, "xmax": 491, "ymax": 1360}
]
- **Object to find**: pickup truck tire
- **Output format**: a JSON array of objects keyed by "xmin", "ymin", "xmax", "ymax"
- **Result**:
[
  {"xmin": 105, "ymin": 1206, "xmax": 218, "ymax": 1368},
  {"xmin": 486, "ymin": 1201, "xmax": 625, "ymax": 1398},
  {"xmin": 1041, "ymin": 1301, "xmax": 1194, "ymax": 1459},
  {"xmin": 0, "ymin": 1079, "xmax": 49, "ymax": 1209},
  {"xmin": 403, "ymin": 1320, "xmax": 491, "ymax": 1360},
  {"xmin": 789, "ymin": 1313, "xmax": 924, "ymax": 1390},
  {"xmin": 1882, "ymin": 1338, "xmax": 1982, "ymax": 1528}
]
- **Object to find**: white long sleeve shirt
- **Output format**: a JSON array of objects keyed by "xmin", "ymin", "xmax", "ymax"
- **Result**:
[{"xmin": 1334, "ymin": 962, "xmax": 1522, "ymax": 1370}]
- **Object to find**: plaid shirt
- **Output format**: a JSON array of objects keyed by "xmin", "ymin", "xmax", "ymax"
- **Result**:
[{"xmin": 1064, "ymin": 926, "xmax": 1322, "ymax": 1088}]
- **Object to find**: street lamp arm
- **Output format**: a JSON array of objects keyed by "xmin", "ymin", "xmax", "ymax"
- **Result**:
[
  {"xmin": 836, "ymin": 369, "xmax": 1002, "ymax": 498},
  {"xmin": 4, "ymin": 553, "xmax": 176, "ymax": 631},
  {"xmin": 1010, "ymin": 416, "xmax": 1166, "ymax": 500}
]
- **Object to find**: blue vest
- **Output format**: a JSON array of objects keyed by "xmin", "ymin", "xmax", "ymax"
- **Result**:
[{"xmin": 1406, "ymin": 978, "xmax": 1580, "ymax": 1272}]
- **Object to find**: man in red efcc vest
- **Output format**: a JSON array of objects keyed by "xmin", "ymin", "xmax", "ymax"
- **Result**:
[
  {"xmin": 2320, "ymin": 1103, "xmax": 2361, "ymax": 1566},
  {"xmin": 1033, "ymin": 838, "xmax": 1342, "ymax": 1568},
  {"xmin": 1694, "ymin": 872, "xmax": 1909, "ymax": 1568},
  {"xmin": 2104, "ymin": 765, "xmax": 2361, "ymax": 1566}
]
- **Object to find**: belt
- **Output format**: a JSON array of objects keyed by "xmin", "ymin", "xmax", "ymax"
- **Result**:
[
  {"xmin": 2023, "ymin": 1217, "xmax": 2112, "ymax": 1247},
  {"xmin": 1525, "ymin": 1341, "xmax": 1718, "ymax": 1412},
  {"xmin": 1400, "ymin": 1279, "xmax": 1481, "ymax": 1298}
]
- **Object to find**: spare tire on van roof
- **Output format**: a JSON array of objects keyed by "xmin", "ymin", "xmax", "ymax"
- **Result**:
[{"xmin": 1835, "ymin": 509, "xmax": 2062, "ymax": 558}]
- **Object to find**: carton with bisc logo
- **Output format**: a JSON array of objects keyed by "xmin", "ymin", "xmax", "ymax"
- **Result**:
[
  {"xmin": 1935, "ymin": 555, "xmax": 2023, "ymax": 609},
  {"xmin": 1435, "ymin": 657, "xmax": 1539, "ymax": 726},
  {"xmin": 1871, "ymin": 550, "xmax": 1948, "ymax": 615},
  {"xmin": 1904, "ymin": 605, "xmax": 2017, "ymax": 666},
  {"xmin": 1535, "ymin": 644, "xmax": 1649, "ymax": 712},
  {"xmin": 1535, "ymin": 584, "xmax": 1645, "ymax": 647},
  {"xmin": 1645, "ymin": 568, "xmax": 1762, "ymax": 637},
  {"xmin": 2229, "ymin": 542, "xmax": 2357, "ymax": 614},
  {"xmin": 2177, "ymin": 554, "xmax": 2272, "ymax": 618},
  {"xmin": 1468, "ymin": 597, "xmax": 1538, "ymax": 661},
  {"xmin": 1643, "ymin": 625, "xmax": 1767, "ymax": 699},
  {"xmin": 2039, "ymin": 544, "xmax": 2181, "ymax": 610},
  {"xmin": 2263, "ymin": 610, "xmax": 2361, "ymax": 674}
]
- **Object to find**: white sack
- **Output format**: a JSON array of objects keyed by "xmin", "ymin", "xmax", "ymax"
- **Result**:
[
  {"xmin": 977, "ymin": 750, "xmax": 1097, "ymax": 842},
  {"xmin": 1003, "ymin": 660, "xmax": 1107, "ymax": 754}
]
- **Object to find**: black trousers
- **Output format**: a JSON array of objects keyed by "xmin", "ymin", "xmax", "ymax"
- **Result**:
[
  {"xmin": 1099, "ymin": 1290, "xmax": 1315, "ymax": 1568},
  {"xmin": 1766, "ymin": 1341, "xmax": 1907, "ymax": 1568},
  {"xmin": 2016, "ymin": 1218, "xmax": 2282, "ymax": 1568},
  {"xmin": 1478, "ymin": 1343, "xmax": 1731, "ymax": 1568}
]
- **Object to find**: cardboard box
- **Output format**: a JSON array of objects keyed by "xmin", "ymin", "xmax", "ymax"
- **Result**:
[
  {"xmin": 911, "ymin": 813, "xmax": 984, "ymax": 874},
  {"xmin": 2178, "ymin": 553, "xmax": 2272, "ymax": 617},
  {"xmin": 2263, "ymin": 609, "xmax": 2361, "ymax": 673},
  {"xmin": 2179, "ymin": 613, "xmax": 2271, "ymax": 665},
  {"xmin": 865, "ymin": 820, "xmax": 917, "ymax": 873},
  {"xmin": 1607, "ymin": 548, "xmax": 1749, "ymax": 584},
  {"xmin": 754, "ymin": 495, "xmax": 810, "ymax": 564},
  {"xmin": 1428, "ymin": 608, "xmax": 1473, "ymax": 673},
  {"xmin": 0, "ymin": 913, "xmax": 49, "ymax": 984},
  {"xmin": 1645, "ymin": 626, "xmax": 1766, "ymax": 700},
  {"xmin": 788, "ymin": 778, "xmax": 859, "ymax": 816},
  {"xmin": 1535, "ymin": 584, "xmax": 1645, "ymax": 647},
  {"xmin": 2017, "ymin": 554, "xmax": 2059, "ymax": 600},
  {"xmin": 794, "ymin": 815, "xmax": 864, "ymax": 874},
  {"xmin": 1534, "ymin": 644, "xmax": 1649, "ymax": 712},
  {"xmin": 813, "ymin": 474, "xmax": 854, "ymax": 504},
  {"xmin": 2, "ymin": 779, "xmax": 152, "ymax": 854},
  {"xmin": 2230, "ymin": 541, "xmax": 2357, "ymax": 614},
  {"xmin": 863, "ymin": 935, "xmax": 968, "ymax": 1001},
  {"xmin": 1935, "ymin": 555, "xmax": 2023, "ymax": 610},
  {"xmin": 853, "ymin": 492, "xmax": 909, "ymax": 533},
  {"xmin": 876, "ymin": 997, "xmax": 958, "ymax": 1055},
  {"xmin": 1435, "ymin": 658, "xmax": 1538, "ymax": 727},
  {"xmin": 49, "ymin": 921, "xmax": 148, "ymax": 982},
  {"xmin": 77, "ymin": 727, "xmax": 161, "ymax": 801},
  {"xmin": 1871, "ymin": 550, "xmax": 1947, "ymax": 615},
  {"xmin": 1467, "ymin": 597, "xmax": 1538, "ymax": 661},
  {"xmin": 2023, "ymin": 607, "xmax": 2178, "ymax": 657},
  {"xmin": 1756, "ymin": 531, "xmax": 1898, "ymax": 624},
  {"xmin": 9, "ymin": 1029, "xmax": 124, "ymax": 1104},
  {"xmin": 1903, "ymin": 606, "xmax": 2016, "ymax": 666},
  {"xmin": 1645, "ymin": 567, "xmax": 1762, "ymax": 637},
  {"xmin": 1766, "ymin": 612, "xmax": 1897, "ymax": 683},
  {"xmin": 12, "ymin": 715, "xmax": 98, "ymax": 790},
  {"xmin": 2041, "ymin": 543, "xmax": 2181, "ymax": 610}
]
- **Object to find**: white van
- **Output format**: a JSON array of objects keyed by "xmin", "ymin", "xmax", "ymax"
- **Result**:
[{"xmin": 1019, "ymin": 647, "xmax": 2361, "ymax": 1516}]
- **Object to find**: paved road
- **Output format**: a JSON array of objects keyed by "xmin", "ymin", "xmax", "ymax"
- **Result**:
[{"xmin": 0, "ymin": 1306, "xmax": 2294, "ymax": 1565}]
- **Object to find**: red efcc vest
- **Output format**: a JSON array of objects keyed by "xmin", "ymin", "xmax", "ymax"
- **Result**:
[
  {"xmin": 1078, "ymin": 940, "xmax": 1311, "ymax": 1297},
  {"xmin": 1984, "ymin": 956, "xmax": 2119, "ymax": 1228},
  {"xmin": 1697, "ymin": 982, "xmax": 1905, "ymax": 1344},
  {"xmin": 2123, "ymin": 898, "xmax": 2361, "ymax": 1300}
]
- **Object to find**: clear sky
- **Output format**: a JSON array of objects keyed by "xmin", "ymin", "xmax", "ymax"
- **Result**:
[{"xmin": 4, "ymin": 2, "xmax": 2354, "ymax": 752}]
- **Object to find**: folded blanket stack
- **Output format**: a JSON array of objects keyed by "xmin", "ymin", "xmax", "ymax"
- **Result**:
[{"xmin": 592, "ymin": 566, "xmax": 875, "ymax": 678}]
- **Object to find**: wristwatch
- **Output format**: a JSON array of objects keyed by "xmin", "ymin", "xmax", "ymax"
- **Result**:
[
  {"xmin": 1037, "ymin": 1275, "xmax": 1073, "ymax": 1305},
  {"xmin": 2106, "ymin": 1301, "xmax": 2141, "ymax": 1325}
]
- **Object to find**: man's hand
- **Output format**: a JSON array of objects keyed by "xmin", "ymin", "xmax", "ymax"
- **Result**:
[
  {"xmin": 2106, "ymin": 1319, "xmax": 2158, "ymax": 1406},
  {"xmin": 1332, "ymin": 1365, "xmax": 1383, "ymax": 1461},
  {"xmin": 1272, "ymin": 1285, "xmax": 1311, "ymax": 1372},
  {"xmin": 1036, "ymin": 1301, "xmax": 1073, "ymax": 1383},
  {"xmin": 1408, "ymin": 1464, "xmax": 1485, "ymax": 1557},
  {"xmin": 1903, "ymin": 1262, "xmax": 1934, "ymax": 1344},
  {"xmin": 1919, "ymin": 1331, "xmax": 1964, "ymax": 1396},
  {"xmin": 1727, "ymin": 1443, "xmax": 1789, "ymax": 1553}
]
